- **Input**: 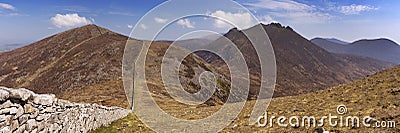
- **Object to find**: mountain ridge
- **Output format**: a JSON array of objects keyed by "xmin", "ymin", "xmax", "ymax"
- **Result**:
[
  {"xmin": 0, "ymin": 24, "xmax": 235, "ymax": 108},
  {"xmin": 311, "ymin": 37, "xmax": 400, "ymax": 64},
  {"xmin": 196, "ymin": 23, "xmax": 394, "ymax": 98}
]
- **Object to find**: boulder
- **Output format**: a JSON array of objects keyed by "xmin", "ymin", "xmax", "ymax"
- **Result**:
[
  {"xmin": 0, "ymin": 100, "xmax": 12, "ymax": 109},
  {"xmin": 9, "ymin": 107, "xmax": 18, "ymax": 115},
  {"xmin": 0, "ymin": 108, "xmax": 10, "ymax": 114},
  {"xmin": 9, "ymin": 88, "xmax": 33, "ymax": 101},
  {"xmin": 18, "ymin": 114, "xmax": 29, "ymax": 125},
  {"xmin": 26, "ymin": 119, "xmax": 37, "ymax": 131},
  {"xmin": 15, "ymin": 106, "xmax": 24, "ymax": 118},
  {"xmin": 33, "ymin": 94, "xmax": 55, "ymax": 106},
  {"xmin": 0, "ymin": 126, "xmax": 10, "ymax": 133},
  {"xmin": 0, "ymin": 89, "xmax": 9, "ymax": 102}
]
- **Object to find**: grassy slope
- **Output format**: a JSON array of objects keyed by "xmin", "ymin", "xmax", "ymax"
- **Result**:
[{"xmin": 92, "ymin": 66, "xmax": 400, "ymax": 132}]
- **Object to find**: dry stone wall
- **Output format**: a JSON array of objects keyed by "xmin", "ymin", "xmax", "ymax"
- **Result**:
[{"xmin": 0, "ymin": 87, "xmax": 131, "ymax": 133}]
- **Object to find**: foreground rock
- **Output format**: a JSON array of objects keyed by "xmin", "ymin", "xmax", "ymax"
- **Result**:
[{"xmin": 0, "ymin": 87, "xmax": 131, "ymax": 132}]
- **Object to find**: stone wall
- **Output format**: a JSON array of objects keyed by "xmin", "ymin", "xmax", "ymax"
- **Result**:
[{"xmin": 0, "ymin": 87, "xmax": 131, "ymax": 133}]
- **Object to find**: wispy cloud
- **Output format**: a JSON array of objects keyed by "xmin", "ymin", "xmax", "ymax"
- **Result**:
[
  {"xmin": 271, "ymin": 11, "xmax": 333, "ymax": 23},
  {"xmin": 209, "ymin": 10, "xmax": 255, "ymax": 29},
  {"xmin": 0, "ymin": 3, "xmax": 29, "ymax": 17},
  {"xmin": 59, "ymin": 5, "xmax": 89, "ymax": 12},
  {"xmin": 339, "ymin": 4, "xmax": 378, "ymax": 15},
  {"xmin": 0, "ymin": 13, "xmax": 27, "ymax": 17},
  {"xmin": 108, "ymin": 11, "xmax": 135, "ymax": 16},
  {"xmin": 50, "ymin": 13, "xmax": 93, "ymax": 28},
  {"xmin": 177, "ymin": 19, "xmax": 195, "ymax": 28},
  {"xmin": 0, "ymin": 3, "xmax": 15, "ymax": 10},
  {"xmin": 140, "ymin": 24, "xmax": 148, "ymax": 30},
  {"xmin": 258, "ymin": 15, "xmax": 278, "ymax": 24},
  {"xmin": 244, "ymin": 0, "xmax": 314, "ymax": 11},
  {"xmin": 154, "ymin": 17, "xmax": 168, "ymax": 24},
  {"xmin": 244, "ymin": 0, "xmax": 333, "ymax": 23}
]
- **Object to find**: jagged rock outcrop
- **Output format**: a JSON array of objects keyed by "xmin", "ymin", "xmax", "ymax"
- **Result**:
[{"xmin": 0, "ymin": 87, "xmax": 131, "ymax": 133}]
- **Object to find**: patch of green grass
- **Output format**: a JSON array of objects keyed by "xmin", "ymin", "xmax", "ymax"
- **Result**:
[{"xmin": 90, "ymin": 113, "xmax": 153, "ymax": 133}]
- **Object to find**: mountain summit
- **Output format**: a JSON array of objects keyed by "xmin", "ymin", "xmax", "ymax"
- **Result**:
[
  {"xmin": 0, "ymin": 24, "xmax": 236, "ymax": 107},
  {"xmin": 196, "ymin": 23, "xmax": 393, "ymax": 97}
]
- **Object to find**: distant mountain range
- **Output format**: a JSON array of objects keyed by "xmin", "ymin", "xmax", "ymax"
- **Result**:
[
  {"xmin": 311, "ymin": 38, "xmax": 400, "ymax": 64},
  {"xmin": 322, "ymin": 38, "xmax": 349, "ymax": 45}
]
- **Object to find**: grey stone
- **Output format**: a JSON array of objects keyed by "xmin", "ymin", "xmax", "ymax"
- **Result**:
[
  {"xmin": 29, "ymin": 108, "xmax": 39, "ymax": 119},
  {"xmin": 36, "ymin": 115, "xmax": 45, "ymax": 121},
  {"xmin": 46, "ymin": 114, "xmax": 58, "ymax": 124},
  {"xmin": 56, "ymin": 99, "xmax": 73, "ymax": 108},
  {"xmin": 43, "ymin": 107, "xmax": 55, "ymax": 113},
  {"xmin": 2, "ymin": 115, "xmax": 12, "ymax": 125},
  {"xmin": 0, "ymin": 108, "xmax": 10, "ymax": 114},
  {"xmin": 15, "ymin": 106, "xmax": 24, "ymax": 118},
  {"xmin": 33, "ymin": 94, "xmax": 55, "ymax": 106},
  {"xmin": 0, "ymin": 100, "xmax": 12, "ymax": 109},
  {"xmin": 0, "ymin": 89, "xmax": 9, "ymax": 102},
  {"xmin": 50, "ymin": 123, "xmax": 59, "ymax": 132},
  {"xmin": 0, "ymin": 87, "xmax": 10, "ymax": 91},
  {"xmin": 18, "ymin": 114, "xmax": 29, "ymax": 125},
  {"xmin": 0, "ymin": 114, "xmax": 6, "ymax": 122},
  {"xmin": 10, "ymin": 102, "xmax": 21, "ymax": 107},
  {"xmin": 37, "ymin": 121, "xmax": 45, "ymax": 131},
  {"xmin": 0, "ymin": 126, "xmax": 10, "ymax": 133},
  {"xmin": 9, "ymin": 88, "xmax": 33, "ymax": 101},
  {"xmin": 56, "ymin": 108, "xmax": 64, "ymax": 112},
  {"xmin": 14, "ymin": 124, "xmax": 26, "ymax": 133},
  {"xmin": 0, "ymin": 121, "xmax": 6, "ymax": 128},
  {"xmin": 10, "ymin": 119, "xmax": 19, "ymax": 131},
  {"xmin": 9, "ymin": 107, "xmax": 18, "ymax": 114},
  {"xmin": 26, "ymin": 119, "xmax": 37, "ymax": 131}
]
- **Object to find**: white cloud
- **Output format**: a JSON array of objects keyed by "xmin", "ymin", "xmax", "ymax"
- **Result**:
[
  {"xmin": 259, "ymin": 15, "xmax": 277, "ymax": 24},
  {"xmin": 50, "ymin": 13, "xmax": 92, "ymax": 28},
  {"xmin": 0, "ymin": 3, "xmax": 15, "ymax": 10},
  {"xmin": 272, "ymin": 11, "xmax": 333, "ymax": 23},
  {"xmin": 140, "ymin": 24, "xmax": 148, "ymax": 30},
  {"xmin": 244, "ymin": 0, "xmax": 315, "ymax": 12},
  {"xmin": 209, "ymin": 10, "xmax": 256, "ymax": 29},
  {"xmin": 154, "ymin": 17, "xmax": 168, "ymax": 24},
  {"xmin": 0, "ymin": 13, "xmax": 27, "ymax": 17},
  {"xmin": 108, "ymin": 11, "xmax": 135, "ymax": 16},
  {"xmin": 177, "ymin": 19, "xmax": 195, "ymax": 28},
  {"xmin": 127, "ymin": 24, "xmax": 133, "ymax": 29},
  {"xmin": 339, "ymin": 4, "xmax": 378, "ymax": 15},
  {"xmin": 244, "ymin": 0, "xmax": 333, "ymax": 23}
]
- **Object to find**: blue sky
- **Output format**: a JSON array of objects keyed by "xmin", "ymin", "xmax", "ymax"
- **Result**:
[{"xmin": 0, "ymin": 0, "xmax": 399, "ymax": 44}]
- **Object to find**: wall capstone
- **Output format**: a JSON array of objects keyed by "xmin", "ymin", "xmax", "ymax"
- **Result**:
[{"xmin": 0, "ymin": 87, "xmax": 131, "ymax": 133}]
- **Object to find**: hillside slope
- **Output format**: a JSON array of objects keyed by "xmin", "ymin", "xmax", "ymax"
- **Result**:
[
  {"xmin": 0, "ymin": 24, "xmax": 231, "ymax": 108},
  {"xmin": 196, "ymin": 23, "xmax": 393, "ymax": 98},
  {"xmin": 93, "ymin": 64, "xmax": 400, "ymax": 132}
]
